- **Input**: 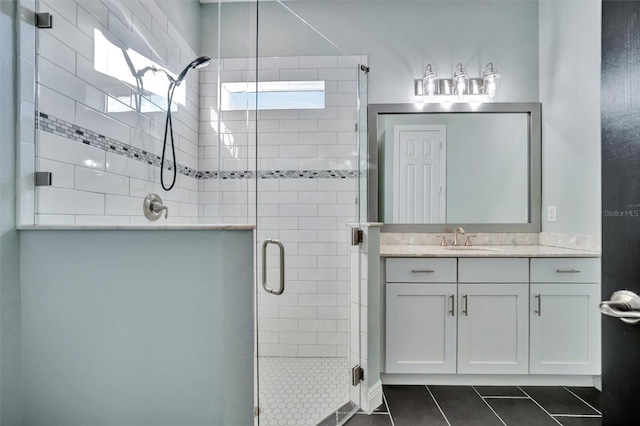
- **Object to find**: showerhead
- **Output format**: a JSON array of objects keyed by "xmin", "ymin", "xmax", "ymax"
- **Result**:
[
  {"xmin": 191, "ymin": 56, "xmax": 213, "ymax": 70},
  {"xmin": 175, "ymin": 56, "xmax": 212, "ymax": 86}
]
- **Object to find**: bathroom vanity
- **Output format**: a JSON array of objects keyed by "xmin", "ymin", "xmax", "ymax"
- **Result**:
[
  {"xmin": 358, "ymin": 101, "xmax": 600, "ymax": 396},
  {"xmin": 381, "ymin": 244, "xmax": 601, "ymax": 382}
]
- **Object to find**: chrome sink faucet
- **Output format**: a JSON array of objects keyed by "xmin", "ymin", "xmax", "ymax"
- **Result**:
[{"xmin": 453, "ymin": 227, "xmax": 466, "ymax": 246}]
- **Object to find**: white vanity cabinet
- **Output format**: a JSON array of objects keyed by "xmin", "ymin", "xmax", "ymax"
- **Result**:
[
  {"xmin": 529, "ymin": 258, "xmax": 601, "ymax": 375},
  {"xmin": 457, "ymin": 258, "xmax": 530, "ymax": 374},
  {"xmin": 385, "ymin": 255, "xmax": 601, "ymax": 378},
  {"xmin": 385, "ymin": 258, "xmax": 457, "ymax": 374}
]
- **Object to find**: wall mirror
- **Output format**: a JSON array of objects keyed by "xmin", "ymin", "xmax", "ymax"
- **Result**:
[{"xmin": 368, "ymin": 102, "xmax": 541, "ymax": 232}]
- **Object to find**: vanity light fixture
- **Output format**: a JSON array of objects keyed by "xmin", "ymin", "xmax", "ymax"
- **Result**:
[{"xmin": 414, "ymin": 62, "xmax": 502, "ymax": 100}]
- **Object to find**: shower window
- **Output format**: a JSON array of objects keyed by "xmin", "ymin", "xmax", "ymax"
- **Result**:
[{"xmin": 221, "ymin": 80, "xmax": 325, "ymax": 110}]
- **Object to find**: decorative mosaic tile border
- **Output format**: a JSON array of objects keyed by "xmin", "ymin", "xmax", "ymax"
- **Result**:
[
  {"xmin": 38, "ymin": 112, "xmax": 199, "ymax": 178},
  {"xmin": 37, "ymin": 113, "xmax": 358, "ymax": 180},
  {"xmin": 247, "ymin": 170, "xmax": 356, "ymax": 180}
]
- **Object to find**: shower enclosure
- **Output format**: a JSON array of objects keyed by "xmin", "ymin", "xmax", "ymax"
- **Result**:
[
  {"xmin": 19, "ymin": 0, "xmax": 368, "ymax": 424},
  {"xmin": 206, "ymin": 1, "xmax": 370, "ymax": 423}
]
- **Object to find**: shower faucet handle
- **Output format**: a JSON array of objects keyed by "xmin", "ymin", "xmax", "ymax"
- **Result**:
[
  {"xmin": 143, "ymin": 193, "xmax": 168, "ymax": 221},
  {"xmin": 151, "ymin": 200, "xmax": 168, "ymax": 219}
]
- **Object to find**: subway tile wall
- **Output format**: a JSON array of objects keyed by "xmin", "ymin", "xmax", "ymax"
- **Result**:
[
  {"xmin": 198, "ymin": 55, "xmax": 367, "ymax": 357},
  {"xmin": 33, "ymin": 0, "xmax": 201, "ymax": 225}
]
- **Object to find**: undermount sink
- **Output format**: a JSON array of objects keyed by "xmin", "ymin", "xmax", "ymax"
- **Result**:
[{"xmin": 443, "ymin": 246, "xmax": 503, "ymax": 252}]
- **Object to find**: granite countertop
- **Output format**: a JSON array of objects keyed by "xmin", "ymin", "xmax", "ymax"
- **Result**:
[
  {"xmin": 380, "ymin": 244, "xmax": 600, "ymax": 258},
  {"xmin": 17, "ymin": 224, "xmax": 255, "ymax": 230}
]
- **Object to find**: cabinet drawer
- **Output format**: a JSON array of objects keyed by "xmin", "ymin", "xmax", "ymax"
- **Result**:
[
  {"xmin": 458, "ymin": 258, "xmax": 529, "ymax": 283},
  {"xmin": 386, "ymin": 258, "xmax": 457, "ymax": 283},
  {"xmin": 530, "ymin": 258, "xmax": 600, "ymax": 283}
]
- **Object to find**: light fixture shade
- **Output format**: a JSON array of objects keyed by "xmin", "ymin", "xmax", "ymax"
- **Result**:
[
  {"xmin": 482, "ymin": 63, "xmax": 500, "ymax": 98},
  {"xmin": 468, "ymin": 78, "xmax": 483, "ymax": 95},
  {"xmin": 414, "ymin": 79, "xmax": 424, "ymax": 96},
  {"xmin": 438, "ymin": 79, "xmax": 453, "ymax": 95}
]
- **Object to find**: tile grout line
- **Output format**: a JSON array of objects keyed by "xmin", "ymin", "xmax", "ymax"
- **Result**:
[
  {"xmin": 471, "ymin": 386, "xmax": 508, "ymax": 426},
  {"xmin": 481, "ymin": 396, "xmax": 530, "ymax": 399},
  {"xmin": 425, "ymin": 385, "xmax": 452, "ymax": 426},
  {"xmin": 563, "ymin": 386, "xmax": 603, "ymax": 416},
  {"xmin": 517, "ymin": 387, "xmax": 563, "ymax": 426},
  {"xmin": 382, "ymin": 392, "xmax": 396, "ymax": 426},
  {"xmin": 553, "ymin": 414, "xmax": 602, "ymax": 418}
]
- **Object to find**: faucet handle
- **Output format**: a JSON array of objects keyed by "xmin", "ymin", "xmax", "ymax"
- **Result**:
[
  {"xmin": 151, "ymin": 201, "xmax": 169, "ymax": 219},
  {"xmin": 464, "ymin": 235, "xmax": 476, "ymax": 246},
  {"xmin": 436, "ymin": 235, "xmax": 448, "ymax": 246}
]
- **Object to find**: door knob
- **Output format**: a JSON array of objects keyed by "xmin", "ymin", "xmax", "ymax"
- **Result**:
[{"xmin": 600, "ymin": 290, "xmax": 640, "ymax": 324}]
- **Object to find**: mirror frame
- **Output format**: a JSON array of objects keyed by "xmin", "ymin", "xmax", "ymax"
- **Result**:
[{"xmin": 368, "ymin": 102, "xmax": 541, "ymax": 232}]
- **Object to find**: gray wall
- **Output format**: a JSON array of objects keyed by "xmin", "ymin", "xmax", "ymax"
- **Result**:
[
  {"xmin": 539, "ymin": 0, "xmax": 601, "ymax": 235},
  {"xmin": 156, "ymin": 0, "xmax": 202, "ymax": 54},
  {"xmin": 201, "ymin": 0, "xmax": 540, "ymax": 104},
  {"xmin": 203, "ymin": 0, "xmax": 603, "ymax": 238},
  {"xmin": 20, "ymin": 229, "xmax": 253, "ymax": 426},
  {"xmin": 0, "ymin": 0, "xmax": 22, "ymax": 424}
]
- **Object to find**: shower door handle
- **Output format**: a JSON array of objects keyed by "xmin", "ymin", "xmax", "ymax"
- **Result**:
[{"xmin": 262, "ymin": 239, "xmax": 285, "ymax": 295}]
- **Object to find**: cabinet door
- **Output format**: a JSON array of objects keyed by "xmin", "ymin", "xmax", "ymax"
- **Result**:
[
  {"xmin": 386, "ymin": 283, "xmax": 457, "ymax": 374},
  {"xmin": 530, "ymin": 283, "xmax": 601, "ymax": 375},
  {"xmin": 457, "ymin": 284, "xmax": 529, "ymax": 374}
]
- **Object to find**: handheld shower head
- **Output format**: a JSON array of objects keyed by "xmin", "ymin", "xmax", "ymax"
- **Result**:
[
  {"xmin": 191, "ymin": 56, "xmax": 213, "ymax": 69},
  {"xmin": 175, "ymin": 56, "xmax": 212, "ymax": 86},
  {"xmin": 160, "ymin": 55, "xmax": 212, "ymax": 192}
]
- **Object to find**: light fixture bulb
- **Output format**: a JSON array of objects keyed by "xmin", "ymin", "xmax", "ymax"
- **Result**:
[
  {"xmin": 482, "ymin": 63, "xmax": 500, "ymax": 98},
  {"xmin": 452, "ymin": 63, "xmax": 468, "ymax": 97},
  {"xmin": 455, "ymin": 79, "xmax": 466, "ymax": 97},
  {"xmin": 425, "ymin": 78, "xmax": 436, "ymax": 97},
  {"xmin": 486, "ymin": 80, "xmax": 497, "ymax": 98},
  {"xmin": 423, "ymin": 64, "xmax": 438, "ymax": 97}
]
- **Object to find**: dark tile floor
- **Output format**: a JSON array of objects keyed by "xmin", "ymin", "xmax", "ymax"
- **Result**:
[{"xmin": 345, "ymin": 385, "xmax": 601, "ymax": 426}]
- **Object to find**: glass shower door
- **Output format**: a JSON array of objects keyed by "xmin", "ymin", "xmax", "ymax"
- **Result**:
[{"xmin": 252, "ymin": 1, "xmax": 368, "ymax": 424}]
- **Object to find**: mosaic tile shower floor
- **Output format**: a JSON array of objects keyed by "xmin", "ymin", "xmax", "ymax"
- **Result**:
[{"xmin": 256, "ymin": 357, "xmax": 350, "ymax": 426}]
